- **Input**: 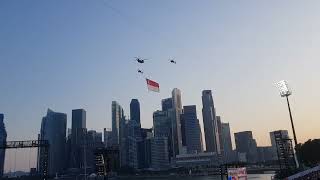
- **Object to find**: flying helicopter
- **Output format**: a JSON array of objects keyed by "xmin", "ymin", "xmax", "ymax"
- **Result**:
[
  {"xmin": 134, "ymin": 57, "xmax": 148, "ymax": 64},
  {"xmin": 169, "ymin": 58, "xmax": 176, "ymax": 64}
]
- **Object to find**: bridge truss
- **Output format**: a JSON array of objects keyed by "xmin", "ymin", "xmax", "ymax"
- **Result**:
[{"xmin": 0, "ymin": 140, "xmax": 49, "ymax": 179}]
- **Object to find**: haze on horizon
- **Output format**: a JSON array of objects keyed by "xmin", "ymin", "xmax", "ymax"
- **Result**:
[{"xmin": 1, "ymin": 0, "xmax": 320, "ymax": 172}]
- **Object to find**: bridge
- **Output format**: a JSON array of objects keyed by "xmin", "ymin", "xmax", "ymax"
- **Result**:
[{"xmin": 0, "ymin": 140, "xmax": 49, "ymax": 179}]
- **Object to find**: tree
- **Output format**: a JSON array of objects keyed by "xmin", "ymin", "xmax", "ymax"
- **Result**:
[{"xmin": 296, "ymin": 139, "xmax": 320, "ymax": 167}]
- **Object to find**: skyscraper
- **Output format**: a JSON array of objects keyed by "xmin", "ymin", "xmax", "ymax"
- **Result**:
[
  {"xmin": 153, "ymin": 110, "xmax": 173, "ymax": 161},
  {"xmin": 86, "ymin": 130, "xmax": 104, "ymax": 170},
  {"xmin": 39, "ymin": 109, "xmax": 67, "ymax": 175},
  {"xmin": 103, "ymin": 128, "xmax": 112, "ymax": 147},
  {"xmin": 172, "ymin": 88, "xmax": 183, "ymax": 155},
  {"xmin": 119, "ymin": 116, "xmax": 129, "ymax": 168},
  {"xmin": 161, "ymin": 98, "xmax": 173, "ymax": 111},
  {"xmin": 234, "ymin": 131, "xmax": 258, "ymax": 163},
  {"xmin": 221, "ymin": 122, "xmax": 233, "ymax": 163},
  {"xmin": 0, "ymin": 114, "xmax": 7, "ymax": 177},
  {"xmin": 70, "ymin": 109, "xmax": 87, "ymax": 169},
  {"xmin": 127, "ymin": 120, "xmax": 141, "ymax": 169},
  {"xmin": 153, "ymin": 111, "xmax": 172, "ymax": 138},
  {"xmin": 221, "ymin": 122, "xmax": 233, "ymax": 153},
  {"xmin": 138, "ymin": 128, "xmax": 153, "ymax": 169},
  {"xmin": 270, "ymin": 130, "xmax": 289, "ymax": 148},
  {"xmin": 112, "ymin": 101, "xmax": 124, "ymax": 146},
  {"xmin": 181, "ymin": 105, "xmax": 202, "ymax": 154},
  {"xmin": 270, "ymin": 130, "xmax": 290, "ymax": 161},
  {"xmin": 130, "ymin": 99, "xmax": 141, "ymax": 125},
  {"xmin": 151, "ymin": 137, "xmax": 170, "ymax": 170},
  {"xmin": 201, "ymin": 90, "xmax": 221, "ymax": 154},
  {"xmin": 72, "ymin": 109, "xmax": 86, "ymax": 129},
  {"xmin": 216, "ymin": 116, "xmax": 223, "ymax": 154}
]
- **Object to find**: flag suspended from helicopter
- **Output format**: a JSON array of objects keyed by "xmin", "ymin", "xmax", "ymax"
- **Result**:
[{"xmin": 146, "ymin": 78, "xmax": 160, "ymax": 92}]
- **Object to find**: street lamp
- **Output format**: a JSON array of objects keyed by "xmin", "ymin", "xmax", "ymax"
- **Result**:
[{"xmin": 276, "ymin": 80, "xmax": 299, "ymax": 168}]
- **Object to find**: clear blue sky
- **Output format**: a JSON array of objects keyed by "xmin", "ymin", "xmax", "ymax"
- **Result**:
[{"xmin": 1, "ymin": 0, "xmax": 320, "ymax": 171}]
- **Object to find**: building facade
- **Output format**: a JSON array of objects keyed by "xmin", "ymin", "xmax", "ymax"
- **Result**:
[
  {"xmin": 201, "ymin": 90, "xmax": 221, "ymax": 154},
  {"xmin": 234, "ymin": 131, "xmax": 258, "ymax": 163},
  {"xmin": 153, "ymin": 110, "xmax": 173, "ymax": 159},
  {"xmin": 39, "ymin": 109, "xmax": 67, "ymax": 175},
  {"xmin": 221, "ymin": 122, "xmax": 233, "ymax": 153},
  {"xmin": 181, "ymin": 105, "xmax": 202, "ymax": 154},
  {"xmin": 70, "ymin": 109, "xmax": 87, "ymax": 169},
  {"xmin": 103, "ymin": 128, "xmax": 112, "ymax": 147},
  {"xmin": 151, "ymin": 137, "xmax": 170, "ymax": 170},
  {"xmin": 221, "ymin": 122, "xmax": 233, "ymax": 162},
  {"xmin": 112, "ymin": 101, "xmax": 124, "ymax": 146},
  {"xmin": 161, "ymin": 98, "xmax": 173, "ymax": 111},
  {"xmin": 130, "ymin": 99, "xmax": 141, "ymax": 125},
  {"xmin": 270, "ymin": 130, "xmax": 290, "ymax": 161},
  {"xmin": 138, "ymin": 128, "xmax": 153, "ymax": 169},
  {"xmin": 172, "ymin": 88, "xmax": 183, "ymax": 156},
  {"xmin": 0, "ymin": 114, "xmax": 7, "ymax": 177}
]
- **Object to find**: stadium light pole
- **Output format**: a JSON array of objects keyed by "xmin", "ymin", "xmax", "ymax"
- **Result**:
[{"xmin": 276, "ymin": 80, "xmax": 299, "ymax": 168}]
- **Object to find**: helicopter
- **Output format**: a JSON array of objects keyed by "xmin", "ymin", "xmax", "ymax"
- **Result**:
[
  {"xmin": 138, "ymin": 69, "xmax": 143, "ymax": 74},
  {"xmin": 169, "ymin": 58, "xmax": 176, "ymax": 64},
  {"xmin": 134, "ymin": 57, "xmax": 148, "ymax": 64}
]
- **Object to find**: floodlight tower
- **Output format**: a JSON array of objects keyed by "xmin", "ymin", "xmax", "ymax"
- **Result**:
[
  {"xmin": 276, "ymin": 80, "xmax": 299, "ymax": 168},
  {"xmin": 276, "ymin": 80, "xmax": 298, "ymax": 146}
]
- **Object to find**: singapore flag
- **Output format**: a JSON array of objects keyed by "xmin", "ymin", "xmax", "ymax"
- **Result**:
[{"xmin": 146, "ymin": 79, "xmax": 160, "ymax": 92}]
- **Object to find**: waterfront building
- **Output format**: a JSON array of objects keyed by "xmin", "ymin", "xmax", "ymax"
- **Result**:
[
  {"xmin": 181, "ymin": 105, "xmax": 202, "ymax": 154},
  {"xmin": 38, "ymin": 109, "xmax": 67, "ymax": 175},
  {"xmin": 234, "ymin": 131, "xmax": 258, "ymax": 163},
  {"xmin": 202, "ymin": 90, "xmax": 221, "ymax": 154}
]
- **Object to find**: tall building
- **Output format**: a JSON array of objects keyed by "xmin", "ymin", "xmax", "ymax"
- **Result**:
[
  {"xmin": 70, "ymin": 109, "xmax": 87, "ymax": 169},
  {"xmin": 216, "ymin": 116, "xmax": 223, "ymax": 154},
  {"xmin": 130, "ymin": 99, "xmax": 141, "ymax": 125},
  {"xmin": 138, "ymin": 128, "xmax": 153, "ymax": 169},
  {"xmin": 221, "ymin": 122, "xmax": 233, "ymax": 153},
  {"xmin": 0, "ymin": 114, "xmax": 7, "ymax": 177},
  {"xmin": 181, "ymin": 105, "xmax": 202, "ymax": 154},
  {"xmin": 270, "ymin": 130, "xmax": 289, "ymax": 148},
  {"xmin": 112, "ymin": 101, "xmax": 124, "ymax": 146},
  {"xmin": 87, "ymin": 130, "xmax": 103, "ymax": 143},
  {"xmin": 86, "ymin": 130, "xmax": 104, "ymax": 170},
  {"xmin": 161, "ymin": 98, "xmax": 173, "ymax": 111},
  {"xmin": 234, "ymin": 131, "xmax": 258, "ymax": 163},
  {"xmin": 201, "ymin": 90, "xmax": 221, "ymax": 154},
  {"xmin": 270, "ymin": 130, "xmax": 290, "ymax": 161},
  {"xmin": 271, "ymin": 130, "xmax": 296, "ymax": 176},
  {"xmin": 119, "ymin": 116, "xmax": 129, "ymax": 168},
  {"xmin": 153, "ymin": 110, "xmax": 172, "ymax": 157},
  {"xmin": 103, "ymin": 128, "xmax": 112, "ymax": 147},
  {"xmin": 151, "ymin": 137, "xmax": 170, "ymax": 170},
  {"xmin": 172, "ymin": 88, "xmax": 183, "ymax": 155},
  {"xmin": 127, "ymin": 120, "xmax": 141, "ymax": 169},
  {"xmin": 39, "ymin": 109, "xmax": 67, "ymax": 175}
]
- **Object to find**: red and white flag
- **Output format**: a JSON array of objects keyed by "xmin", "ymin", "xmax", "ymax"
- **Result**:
[{"xmin": 146, "ymin": 78, "xmax": 160, "ymax": 92}]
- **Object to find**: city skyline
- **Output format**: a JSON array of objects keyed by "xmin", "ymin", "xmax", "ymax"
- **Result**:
[
  {"xmin": 0, "ymin": 88, "xmax": 308, "ymax": 172},
  {"xmin": 1, "ymin": 0, "xmax": 320, "ymax": 173}
]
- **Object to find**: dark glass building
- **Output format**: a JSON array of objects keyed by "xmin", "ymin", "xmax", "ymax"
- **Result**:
[
  {"xmin": 130, "ymin": 99, "xmax": 141, "ymax": 125},
  {"xmin": 221, "ymin": 122, "xmax": 233, "ymax": 153},
  {"xmin": 0, "ymin": 114, "xmax": 7, "ymax": 177},
  {"xmin": 112, "ymin": 101, "xmax": 124, "ymax": 146},
  {"xmin": 161, "ymin": 98, "xmax": 173, "ymax": 111},
  {"xmin": 202, "ymin": 90, "xmax": 221, "ymax": 154},
  {"xmin": 39, "ymin": 109, "xmax": 67, "ymax": 175},
  {"xmin": 181, "ymin": 105, "xmax": 202, "ymax": 154},
  {"xmin": 70, "ymin": 109, "xmax": 87, "ymax": 169},
  {"xmin": 234, "ymin": 131, "xmax": 258, "ymax": 163}
]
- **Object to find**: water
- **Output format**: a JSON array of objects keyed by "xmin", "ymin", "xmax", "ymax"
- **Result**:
[{"xmin": 118, "ymin": 174, "xmax": 274, "ymax": 180}]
